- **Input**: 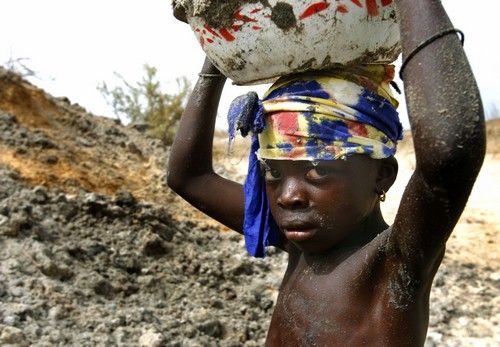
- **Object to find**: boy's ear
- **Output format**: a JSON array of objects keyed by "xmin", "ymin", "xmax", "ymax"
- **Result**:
[{"xmin": 376, "ymin": 156, "xmax": 398, "ymax": 193}]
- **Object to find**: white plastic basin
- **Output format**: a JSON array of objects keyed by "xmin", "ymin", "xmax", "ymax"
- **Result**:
[{"xmin": 174, "ymin": 0, "xmax": 401, "ymax": 85}]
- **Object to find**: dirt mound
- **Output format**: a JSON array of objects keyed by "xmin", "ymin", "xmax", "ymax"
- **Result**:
[
  {"xmin": 0, "ymin": 67, "xmax": 169, "ymax": 202},
  {"xmin": 0, "ymin": 67, "xmax": 498, "ymax": 346}
]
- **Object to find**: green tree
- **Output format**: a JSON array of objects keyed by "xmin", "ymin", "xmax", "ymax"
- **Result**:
[{"xmin": 98, "ymin": 64, "xmax": 191, "ymax": 145}]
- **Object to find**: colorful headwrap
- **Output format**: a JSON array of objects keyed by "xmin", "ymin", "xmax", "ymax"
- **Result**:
[{"xmin": 228, "ymin": 65, "xmax": 403, "ymax": 258}]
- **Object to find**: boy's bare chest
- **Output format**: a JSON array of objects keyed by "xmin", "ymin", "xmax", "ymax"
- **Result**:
[
  {"xmin": 265, "ymin": 247, "xmax": 427, "ymax": 346},
  {"xmin": 273, "ymin": 253, "xmax": 381, "ymax": 338}
]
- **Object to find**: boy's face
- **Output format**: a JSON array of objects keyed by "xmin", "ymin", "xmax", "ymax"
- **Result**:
[{"xmin": 263, "ymin": 155, "xmax": 381, "ymax": 254}]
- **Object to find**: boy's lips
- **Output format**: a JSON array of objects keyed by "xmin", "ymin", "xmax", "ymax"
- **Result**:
[{"xmin": 283, "ymin": 226, "xmax": 318, "ymax": 242}]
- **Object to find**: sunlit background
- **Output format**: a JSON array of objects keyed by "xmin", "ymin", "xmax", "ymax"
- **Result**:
[{"xmin": 1, "ymin": 0, "xmax": 499, "ymax": 130}]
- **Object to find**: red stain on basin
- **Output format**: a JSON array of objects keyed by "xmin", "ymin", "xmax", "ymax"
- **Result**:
[
  {"xmin": 337, "ymin": 4, "xmax": 349, "ymax": 13},
  {"xmin": 219, "ymin": 28, "xmax": 236, "ymax": 42},
  {"xmin": 299, "ymin": 2, "xmax": 331, "ymax": 20},
  {"xmin": 366, "ymin": 0, "xmax": 379, "ymax": 16},
  {"xmin": 350, "ymin": 0, "xmax": 362, "ymax": 7}
]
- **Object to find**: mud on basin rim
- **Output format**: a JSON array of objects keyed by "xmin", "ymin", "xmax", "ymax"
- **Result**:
[{"xmin": 175, "ymin": 0, "xmax": 401, "ymax": 85}]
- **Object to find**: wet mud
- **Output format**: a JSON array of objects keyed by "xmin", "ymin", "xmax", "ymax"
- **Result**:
[
  {"xmin": 173, "ymin": 0, "xmax": 266, "ymax": 28},
  {"xmin": 173, "ymin": 0, "xmax": 298, "ymax": 30},
  {"xmin": 271, "ymin": 2, "xmax": 297, "ymax": 30}
]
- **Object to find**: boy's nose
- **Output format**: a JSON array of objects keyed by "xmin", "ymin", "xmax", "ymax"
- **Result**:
[{"xmin": 276, "ymin": 178, "xmax": 309, "ymax": 209}]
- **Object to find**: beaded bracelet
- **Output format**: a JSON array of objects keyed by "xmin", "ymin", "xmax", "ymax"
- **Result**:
[{"xmin": 399, "ymin": 29, "xmax": 465, "ymax": 80}]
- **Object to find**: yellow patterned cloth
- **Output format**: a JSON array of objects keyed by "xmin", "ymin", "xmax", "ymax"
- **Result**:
[{"xmin": 257, "ymin": 65, "xmax": 401, "ymax": 161}]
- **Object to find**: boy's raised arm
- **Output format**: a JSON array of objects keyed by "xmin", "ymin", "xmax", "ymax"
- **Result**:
[
  {"xmin": 167, "ymin": 58, "xmax": 245, "ymax": 233},
  {"xmin": 390, "ymin": 0, "xmax": 486, "ymax": 275}
]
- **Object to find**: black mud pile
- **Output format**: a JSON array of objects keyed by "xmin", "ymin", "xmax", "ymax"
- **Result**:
[{"xmin": 0, "ymin": 165, "xmax": 286, "ymax": 346}]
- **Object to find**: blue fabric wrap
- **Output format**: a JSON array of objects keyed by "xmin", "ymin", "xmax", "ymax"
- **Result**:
[{"xmin": 227, "ymin": 92, "xmax": 281, "ymax": 258}]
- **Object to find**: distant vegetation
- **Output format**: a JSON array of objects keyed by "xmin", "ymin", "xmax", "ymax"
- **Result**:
[
  {"xmin": 3, "ymin": 57, "xmax": 37, "ymax": 78},
  {"xmin": 98, "ymin": 64, "xmax": 191, "ymax": 145}
]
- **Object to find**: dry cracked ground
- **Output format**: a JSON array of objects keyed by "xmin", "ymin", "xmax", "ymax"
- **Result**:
[{"xmin": 0, "ymin": 67, "xmax": 498, "ymax": 346}]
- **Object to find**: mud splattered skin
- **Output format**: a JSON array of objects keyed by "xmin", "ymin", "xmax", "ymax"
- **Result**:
[{"xmin": 266, "ymin": 229, "xmax": 435, "ymax": 346}]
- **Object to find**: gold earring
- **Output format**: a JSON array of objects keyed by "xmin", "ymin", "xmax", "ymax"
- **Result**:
[{"xmin": 379, "ymin": 190, "xmax": 386, "ymax": 202}]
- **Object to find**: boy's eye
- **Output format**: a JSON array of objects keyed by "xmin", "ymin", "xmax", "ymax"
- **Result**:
[
  {"xmin": 306, "ymin": 166, "xmax": 331, "ymax": 180},
  {"xmin": 264, "ymin": 168, "xmax": 282, "ymax": 181}
]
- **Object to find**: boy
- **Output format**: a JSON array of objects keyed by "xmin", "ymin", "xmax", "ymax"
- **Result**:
[{"xmin": 167, "ymin": 0, "xmax": 485, "ymax": 345}]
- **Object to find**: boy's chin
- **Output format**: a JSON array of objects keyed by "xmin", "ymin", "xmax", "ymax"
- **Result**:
[
  {"xmin": 285, "ymin": 228, "xmax": 357, "ymax": 254},
  {"xmin": 289, "ymin": 236, "xmax": 343, "ymax": 255}
]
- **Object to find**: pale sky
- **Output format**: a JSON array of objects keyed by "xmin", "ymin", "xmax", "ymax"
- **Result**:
[{"xmin": 1, "ymin": 0, "xmax": 499, "ymax": 129}]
